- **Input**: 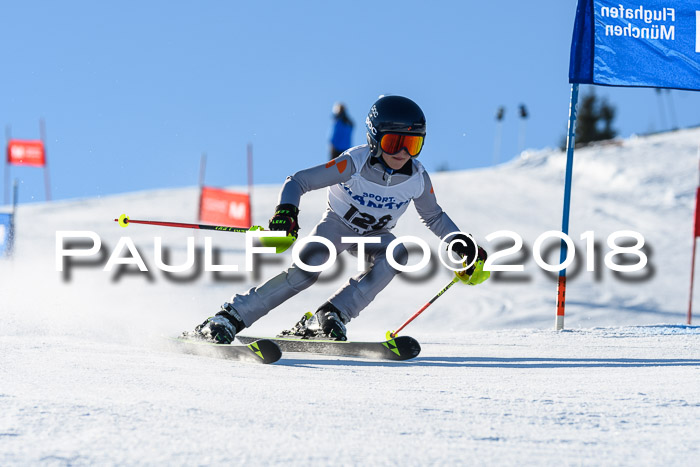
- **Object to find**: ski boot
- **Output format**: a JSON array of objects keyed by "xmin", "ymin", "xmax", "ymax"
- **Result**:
[
  {"xmin": 279, "ymin": 302, "xmax": 348, "ymax": 341},
  {"xmin": 186, "ymin": 303, "xmax": 246, "ymax": 344}
]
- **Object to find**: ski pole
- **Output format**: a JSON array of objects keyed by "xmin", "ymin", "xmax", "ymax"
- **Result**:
[
  {"xmin": 387, "ymin": 276, "xmax": 460, "ymax": 340},
  {"xmin": 115, "ymin": 213, "xmax": 256, "ymax": 233},
  {"xmin": 114, "ymin": 213, "xmax": 296, "ymax": 253}
]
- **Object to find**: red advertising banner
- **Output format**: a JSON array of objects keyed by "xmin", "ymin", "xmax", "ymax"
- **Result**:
[
  {"xmin": 7, "ymin": 140, "xmax": 45, "ymax": 167},
  {"xmin": 199, "ymin": 187, "xmax": 251, "ymax": 228}
]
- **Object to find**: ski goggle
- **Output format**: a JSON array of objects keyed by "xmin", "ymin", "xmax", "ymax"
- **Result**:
[{"xmin": 380, "ymin": 133, "xmax": 424, "ymax": 157}]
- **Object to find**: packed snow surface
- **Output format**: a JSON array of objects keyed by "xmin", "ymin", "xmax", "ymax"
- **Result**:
[{"xmin": 2, "ymin": 128, "xmax": 700, "ymax": 465}]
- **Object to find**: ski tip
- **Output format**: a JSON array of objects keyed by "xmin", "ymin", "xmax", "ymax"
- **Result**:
[
  {"xmin": 165, "ymin": 335, "xmax": 282, "ymax": 364},
  {"xmin": 247, "ymin": 339, "xmax": 283, "ymax": 364},
  {"xmin": 384, "ymin": 335, "xmax": 421, "ymax": 360}
]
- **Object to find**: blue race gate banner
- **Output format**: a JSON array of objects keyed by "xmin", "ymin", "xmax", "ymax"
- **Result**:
[
  {"xmin": 570, "ymin": 0, "xmax": 700, "ymax": 90},
  {"xmin": 0, "ymin": 213, "xmax": 13, "ymax": 256}
]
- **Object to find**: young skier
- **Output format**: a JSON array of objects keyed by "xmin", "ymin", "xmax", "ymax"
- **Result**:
[{"xmin": 191, "ymin": 95, "xmax": 489, "ymax": 343}]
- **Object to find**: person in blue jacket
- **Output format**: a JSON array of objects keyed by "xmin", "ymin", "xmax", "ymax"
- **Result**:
[{"xmin": 329, "ymin": 102, "xmax": 354, "ymax": 160}]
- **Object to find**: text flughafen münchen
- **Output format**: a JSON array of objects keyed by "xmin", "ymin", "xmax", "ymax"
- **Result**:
[{"xmin": 600, "ymin": 4, "xmax": 676, "ymax": 40}]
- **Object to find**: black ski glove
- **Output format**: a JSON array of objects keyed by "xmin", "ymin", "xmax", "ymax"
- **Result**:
[
  {"xmin": 449, "ymin": 233, "xmax": 488, "ymax": 275},
  {"xmin": 268, "ymin": 204, "xmax": 300, "ymax": 238}
]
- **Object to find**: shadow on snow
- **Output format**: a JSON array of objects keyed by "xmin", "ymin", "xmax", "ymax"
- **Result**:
[{"xmin": 276, "ymin": 356, "xmax": 700, "ymax": 369}]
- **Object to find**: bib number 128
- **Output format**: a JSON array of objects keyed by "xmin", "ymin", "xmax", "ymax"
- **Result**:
[{"xmin": 343, "ymin": 206, "xmax": 392, "ymax": 231}]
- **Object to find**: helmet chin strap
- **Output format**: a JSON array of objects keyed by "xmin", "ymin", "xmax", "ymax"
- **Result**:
[
  {"xmin": 373, "ymin": 154, "xmax": 412, "ymax": 182},
  {"xmin": 377, "ymin": 154, "xmax": 395, "ymax": 174}
]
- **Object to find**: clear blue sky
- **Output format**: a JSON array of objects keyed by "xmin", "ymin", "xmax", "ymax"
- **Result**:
[{"xmin": 3, "ymin": 1, "xmax": 700, "ymax": 204}]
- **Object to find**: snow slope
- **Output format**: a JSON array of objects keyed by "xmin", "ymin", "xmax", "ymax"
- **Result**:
[{"xmin": 1, "ymin": 128, "xmax": 700, "ymax": 465}]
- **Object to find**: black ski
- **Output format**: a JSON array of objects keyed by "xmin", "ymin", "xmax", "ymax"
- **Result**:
[
  {"xmin": 236, "ymin": 335, "xmax": 421, "ymax": 361},
  {"xmin": 164, "ymin": 336, "xmax": 282, "ymax": 364}
]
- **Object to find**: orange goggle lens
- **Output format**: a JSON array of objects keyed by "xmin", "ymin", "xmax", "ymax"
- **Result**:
[{"xmin": 380, "ymin": 133, "xmax": 424, "ymax": 157}]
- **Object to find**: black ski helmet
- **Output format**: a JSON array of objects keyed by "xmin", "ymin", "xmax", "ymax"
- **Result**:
[{"xmin": 365, "ymin": 95, "xmax": 426, "ymax": 157}]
